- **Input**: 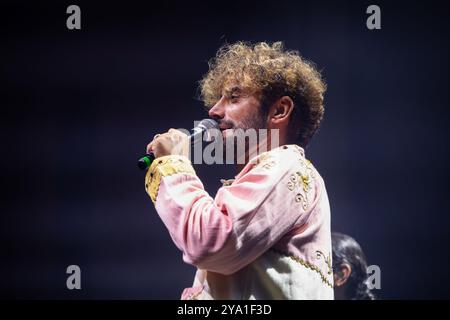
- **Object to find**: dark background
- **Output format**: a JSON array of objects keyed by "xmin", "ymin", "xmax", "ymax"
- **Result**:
[{"xmin": 1, "ymin": 0, "xmax": 449, "ymax": 299}]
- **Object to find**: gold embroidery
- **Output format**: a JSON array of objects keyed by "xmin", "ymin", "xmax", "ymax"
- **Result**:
[
  {"xmin": 251, "ymin": 152, "xmax": 277, "ymax": 171},
  {"xmin": 144, "ymin": 155, "xmax": 196, "ymax": 203},
  {"xmin": 290, "ymin": 174, "xmax": 298, "ymax": 183},
  {"xmin": 220, "ymin": 178, "xmax": 235, "ymax": 186},
  {"xmin": 316, "ymin": 250, "xmax": 333, "ymax": 275},
  {"xmin": 262, "ymin": 161, "xmax": 276, "ymax": 169},
  {"xmin": 286, "ymin": 158, "xmax": 314, "ymax": 210},
  {"xmin": 287, "ymin": 181, "xmax": 295, "ymax": 191},
  {"xmin": 253, "ymin": 153, "xmax": 270, "ymax": 165},
  {"xmin": 271, "ymin": 249, "xmax": 333, "ymax": 288},
  {"xmin": 292, "ymin": 145, "xmax": 306, "ymax": 157},
  {"xmin": 299, "ymin": 172, "xmax": 311, "ymax": 192},
  {"xmin": 295, "ymin": 193, "xmax": 308, "ymax": 210}
]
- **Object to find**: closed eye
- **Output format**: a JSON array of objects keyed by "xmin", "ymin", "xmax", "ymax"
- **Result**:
[{"xmin": 229, "ymin": 95, "xmax": 240, "ymax": 103}]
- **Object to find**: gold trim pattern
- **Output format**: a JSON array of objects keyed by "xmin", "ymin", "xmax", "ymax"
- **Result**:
[
  {"xmin": 271, "ymin": 248, "xmax": 334, "ymax": 288},
  {"xmin": 145, "ymin": 155, "xmax": 196, "ymax": 203},
  {"xmin": 251, "ymin": 152, "xmax": 276, "ymax": 170},
  {"xmin": 316, "ymin": 250, "xmax": 333, "ymax": 275},
  {"xmin": 286, "ymin": 157, "xmax": 314, "ymax": 211}
]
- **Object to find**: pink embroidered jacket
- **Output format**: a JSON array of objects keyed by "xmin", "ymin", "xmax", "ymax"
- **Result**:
[{"xmin": 144, "ymin": 144, "xmax": 333, "ymax": 299}]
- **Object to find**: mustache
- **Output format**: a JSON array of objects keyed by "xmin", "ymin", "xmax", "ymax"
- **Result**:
[{"xmin": 218, "ymin": 119, "xmax": 236, "ymax": 128}]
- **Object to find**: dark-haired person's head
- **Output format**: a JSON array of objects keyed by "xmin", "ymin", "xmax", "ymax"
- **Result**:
[{"xmin": 332, "ymin": 232, "xmax": 375, "ymax": 300}]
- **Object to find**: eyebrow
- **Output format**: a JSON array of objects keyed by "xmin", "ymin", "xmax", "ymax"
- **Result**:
[{"xmin": 223, "ymin": 86, "xmax": 242, "ymax": 96}]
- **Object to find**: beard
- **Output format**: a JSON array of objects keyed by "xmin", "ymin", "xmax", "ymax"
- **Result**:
[{"xmin": 218, "ymin": 111, "xmax": 268, "ymax": 164}]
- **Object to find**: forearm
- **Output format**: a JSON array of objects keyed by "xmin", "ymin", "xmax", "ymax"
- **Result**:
[{"xmin": 145, "ymin": 155, "xmax": 233, "ymax": 267}]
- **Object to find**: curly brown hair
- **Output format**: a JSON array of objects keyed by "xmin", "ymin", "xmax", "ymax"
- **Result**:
[{"xmin": 199, "ymin": 41, "xmax": 326, "ymax": 147}]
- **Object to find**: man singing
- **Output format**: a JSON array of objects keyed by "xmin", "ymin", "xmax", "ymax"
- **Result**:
[{"xmin": 144, "ymin": 41, "xmax": 333, "ymax": 299}]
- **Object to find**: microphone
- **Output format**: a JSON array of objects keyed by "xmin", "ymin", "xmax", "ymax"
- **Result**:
[{"xmin": 137, "ymin": 118, "xmax": 219, "ymax": 170}]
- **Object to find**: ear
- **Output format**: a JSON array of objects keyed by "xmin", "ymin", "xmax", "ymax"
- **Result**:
[
  {"xmin": 334, "ymin": 263, "xmax": 352, "ymax": 287},
  {"xmin": 268, "ymin": 96, "xmax": 294, "ymax": 127}
]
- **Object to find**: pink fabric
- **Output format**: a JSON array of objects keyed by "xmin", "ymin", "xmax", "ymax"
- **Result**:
[{"xmin": 152, "ymin": 145, "xmax": 333, "ymax": 298}]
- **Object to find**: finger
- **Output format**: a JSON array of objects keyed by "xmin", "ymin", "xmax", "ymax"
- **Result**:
[
  {"xmin": 147, "ymin": 141, "xmax": 155, "ymax": 154},
  {"xmin": 169, "ymin": 128, "xmax": 188, "ymax": 139}
]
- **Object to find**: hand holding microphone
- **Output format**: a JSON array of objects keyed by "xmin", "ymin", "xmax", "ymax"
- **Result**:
[
  {"xmin": 147, "ymin": 128, "xmax": 190, "ymax": 157},
  {"xmin": 138, "ymin": 119, "xmax": 219, "ymax": 170}
]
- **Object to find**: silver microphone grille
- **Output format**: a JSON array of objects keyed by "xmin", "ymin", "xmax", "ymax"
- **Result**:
[{"xmin": 198, "ymin": 118, "xmax": 219, "ymax": 130}]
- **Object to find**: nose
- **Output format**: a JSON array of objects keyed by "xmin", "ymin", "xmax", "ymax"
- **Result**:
[{"xmin": 208, "ymin": 97, "xmax": 225, "ymax": 120}]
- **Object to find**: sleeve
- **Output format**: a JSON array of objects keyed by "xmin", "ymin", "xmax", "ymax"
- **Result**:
[{"xmin": 144, "ymin": 150, "xmax": 314, "ymax": 275}]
